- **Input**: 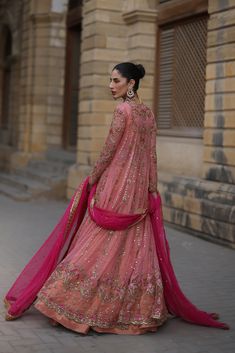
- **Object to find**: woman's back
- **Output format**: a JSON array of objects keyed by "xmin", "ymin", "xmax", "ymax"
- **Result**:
[{"xmin": 93, "ymin": 101, "xmax": 157, "ymax": 214}]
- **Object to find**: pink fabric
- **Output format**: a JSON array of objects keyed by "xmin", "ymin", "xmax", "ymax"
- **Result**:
[
  {"xmin": 88, "ymin": 185, "xmax": 228, "ymax": 329},
  {"xmin": 5, "ymin": 177, "xmax": 90, "ymax": 318},
  {"xmin": 148, "ymin": 193, "xmax": 228, "ymax": 330},
  {"xmin": 34, "ymin": 184, "xmax": 167, "ymax": 333},
  {"xmin": 88, "ymin": 183, "xmax": 146, "ymax": 230},
  {"xmin": 4, "ymin": 100, "xmax": 228, "ymax": 330},
  {"xmin": 90, "ymin": 186, "xmax": 228, "ymax": 329},
  {"xmin": 5, "ymin": 177, "xmax": 228, "ymax": 329}
]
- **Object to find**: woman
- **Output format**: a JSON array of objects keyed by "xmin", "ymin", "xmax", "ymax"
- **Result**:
[
  {"xmin": 4, "ymin": 62, "xmax": 228, "ymax": 334},
  {"xmin": 35, "ymin": 62, "xmax": 168, "ymax": 334}
]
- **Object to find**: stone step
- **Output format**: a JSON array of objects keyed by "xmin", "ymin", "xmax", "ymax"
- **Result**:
[
  {"xmin": 161, "ymin": 190, "xmax": 235, "ymax": 224},
  {"xmin": 159, "ymin": 172, "xmax": 235, "ymax": 205},
  {"xmin": 160, "ymin": 171, "xmax": 235, "ymax": 192},
  {"xmin": 28, "ymin": 160, "xmax": 68, "ymax": 174},
  {"xmin": 158, "ymin": 172, "xmax": 235, "ymax": 248},
  {"xmin": 46, "ymin": 149, "xmax": 76, "ymax": 165},
  {"xmin": 0, "ymin": 182, "xmax": 32, "ymax": 201},
  {"xmin": 14, "ymin": 165, "xmax": 67, "ymax": 185},
  {"xmin": 0, "ymin": 151, "xmax": 75, "ymax": 201},
  {"xmin": 0, "ymin": 144, "xmax": 14, "ymax": 171},
  {"xmin": 163, "ymin": 204, "xmax": 235, "ymax": 247},
  {"xmin": 0, "ymin": 172, "xmax": 51, "ymax": 196}
]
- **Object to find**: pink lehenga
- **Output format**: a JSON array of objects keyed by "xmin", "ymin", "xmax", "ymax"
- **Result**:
[{"xmin": 4, "ymin": 101, "xmax": 228, "ymax": 334}]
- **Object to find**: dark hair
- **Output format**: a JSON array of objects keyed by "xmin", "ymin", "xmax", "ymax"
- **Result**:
[{"xmin": 112, "ymin": 62, "xmax": 145, "ymax": 91}]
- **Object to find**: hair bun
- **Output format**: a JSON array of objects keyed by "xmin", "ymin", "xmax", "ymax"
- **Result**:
[{"xmin": 136, "ymin": 64, "xmax": 145, "ymax": 79}]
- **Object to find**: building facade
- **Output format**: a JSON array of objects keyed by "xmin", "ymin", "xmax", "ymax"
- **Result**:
[{"xmin": 0, "ymin": 0, "xmax": 234, "ymax": 246}]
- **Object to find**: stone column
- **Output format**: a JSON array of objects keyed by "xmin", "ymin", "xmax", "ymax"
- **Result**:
[
  {"xmin": 122, "ymin": 0, "xmax": 158, "ymax": 108},
  {"xmin": 203, "ymin": 0, "xmax": 235, "ymax": 184},
  {"xmin": 67, "ymin": 0, "xmax": 127, "ymax": 197},
  {"xmin": 13, "ymin": 0, "xmax": 67, "ymax": 167}
]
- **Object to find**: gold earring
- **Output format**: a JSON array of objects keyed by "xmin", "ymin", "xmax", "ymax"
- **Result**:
[{"xmin": 127, "ymin": 88, "xmax": 135, "ymax": 99}]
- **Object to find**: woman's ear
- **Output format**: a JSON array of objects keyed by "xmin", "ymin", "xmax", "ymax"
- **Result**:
[{"xmin": 128, "ymin": 78, "xmax": 135, "ymax": 89}]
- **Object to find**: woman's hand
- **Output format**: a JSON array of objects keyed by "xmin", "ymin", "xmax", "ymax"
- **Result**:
[
  {"xmin": 88, "ymin": 174, "xmax": 94, "ymax": 191},
  {"xmin": 151, "ymin": 189, "xmax": 159, "ymax": 198}
]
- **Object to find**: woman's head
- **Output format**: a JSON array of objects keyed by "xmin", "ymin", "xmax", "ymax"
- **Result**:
[{"xmin": 110, "ymin": 62, "xmax": 145, "ymax": 100}]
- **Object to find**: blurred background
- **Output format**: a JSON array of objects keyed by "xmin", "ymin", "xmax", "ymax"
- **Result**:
[{"xmin": 0, "ymin": 0, "xmax": 234, "ymax": 248}]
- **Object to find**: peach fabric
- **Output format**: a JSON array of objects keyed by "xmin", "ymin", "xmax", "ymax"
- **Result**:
[{"xmin": 35, "ymin": 101, "xmax": 168, "ymax": 334}]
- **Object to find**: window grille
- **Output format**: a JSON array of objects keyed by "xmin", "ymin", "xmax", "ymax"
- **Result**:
[{"xmin": 157, "ymin": 15, "xmax": 208, "ymax": 135}]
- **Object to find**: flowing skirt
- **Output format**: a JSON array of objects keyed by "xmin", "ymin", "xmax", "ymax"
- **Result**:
[{"xmin": 34, "ymin": 210, "xmax": 168, "ymax": 334}]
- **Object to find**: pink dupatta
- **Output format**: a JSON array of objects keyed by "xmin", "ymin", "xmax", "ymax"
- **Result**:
[
  {"xmin": 4, "ymin": 177, "xmax": 229, "ymax": 329},
  {"xmin": 4, "ymin": 177, "xmax": 90, "ymax": 319},
  {"xmin": 148, "ymin": 193, "xmax": 228, "ymax": 329}
]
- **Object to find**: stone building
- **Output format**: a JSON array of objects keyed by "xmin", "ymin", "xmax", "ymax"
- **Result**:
[{"xmin": 0, "ymin": 0, "xmax": 234, "ymax": 247}]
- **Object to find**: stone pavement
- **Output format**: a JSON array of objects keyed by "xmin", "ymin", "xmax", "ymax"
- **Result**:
[{"xmin": 0, "ymin": 194, "xmax": 234, "ymax": 353}]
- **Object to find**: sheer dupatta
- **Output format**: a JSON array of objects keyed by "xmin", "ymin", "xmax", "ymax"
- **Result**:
[
  {"xmin": 149, "ymin": 193, "xmax": 229, "ymax": 330},
  {"xmin": 4, "ymin": 177, "xmax": 90, "ymax": 319},
  {"xmin": 4, "ymin": 177, "xmax": 229, "ymax": 329}
]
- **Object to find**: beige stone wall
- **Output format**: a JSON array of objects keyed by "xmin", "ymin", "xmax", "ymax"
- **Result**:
[
  {"xmin": 79, "ymin": 0, "xmax": 126, "ymax": 163},
  {"xmin": 123, "ymin": 0, "xmax": 158, "ymax": 108},
  {"xmin": 9, "ymin": 53, "xmax": 21, "ymax": 147},
  {"xmin": 157, "ymin": 136, "xmax": 203, "ymax": 177},
  {"xmin": 12, "ymin": 0, "xmax": 67, "ymax": 163},
  {"xmin": 17, "ymin": 0, "xmax": 34, "ymax": 156},
  {"xmin": 32, "ymin": 12, "xmax": 66, "ymax": 149},
  {"xmin": 158, "ymin": 0, "xmax": 235, "ymax": 247},
  {"xmin": 203, "ymin": 0, "xmax": 235, "ymax": 184}
]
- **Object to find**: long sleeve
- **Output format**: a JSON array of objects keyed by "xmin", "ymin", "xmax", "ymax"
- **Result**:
[
  {"xmin": 148, "ymin": 118, "xmax": 158, "ymax": 193},
  {"xmin": 89, "ymin": 106, "xmax": 126, "ymax": 185}
]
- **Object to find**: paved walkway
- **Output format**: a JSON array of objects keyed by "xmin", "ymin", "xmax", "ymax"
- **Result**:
[{"xmin": 0, "ymin": 194, "xmax": 234, "ymax": 353}]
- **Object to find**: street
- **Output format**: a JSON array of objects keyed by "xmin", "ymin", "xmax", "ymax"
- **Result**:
[{"xmin": 0, "ymin": 194, "xmax": 234, "ymax": 353}]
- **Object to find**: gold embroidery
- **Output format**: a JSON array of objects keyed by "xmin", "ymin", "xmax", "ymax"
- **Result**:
[
  {"xmin": 36, "ymin": 260, "xmax": 168, "ymax": 330},
  {"xmin": 65, "ymin": 182, "xmax": 83, "ymax": 236},
  {"xmin": 36, "ymin": 294, "xmax": 168, "ymax": 329},
  {"xmin": 89, "ymin": 106, "xmax": 126, "ymax": 185}
]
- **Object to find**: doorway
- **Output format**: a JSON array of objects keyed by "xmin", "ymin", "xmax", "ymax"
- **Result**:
[
  {"xmin": 0, "ymin": 25, "xmax": 12, "ymax": 145},
  {"xmin": 63, "ymin": 3, "xmax": 82, "ymax": 150}
]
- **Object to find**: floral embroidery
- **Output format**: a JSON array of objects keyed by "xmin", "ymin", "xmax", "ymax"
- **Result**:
[{"xmin": 36, "ymin": 262, "xmax": 168, "ymax": 329}]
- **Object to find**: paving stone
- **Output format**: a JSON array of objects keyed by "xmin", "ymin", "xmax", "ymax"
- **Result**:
[
  {"xmin": 10, "ymin": 338, "xmax": 43, "ymax": 347},
  {"xmin": 0, "ymin": 194, "xmax": 235, "ymax": 353},
  {"xmin": 0, "ymin": 341, "xmax": 14, "ymax": 353},
  {"xmin": 7, "ymin": 346, "xmax": 33, "ymax": 353}
]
